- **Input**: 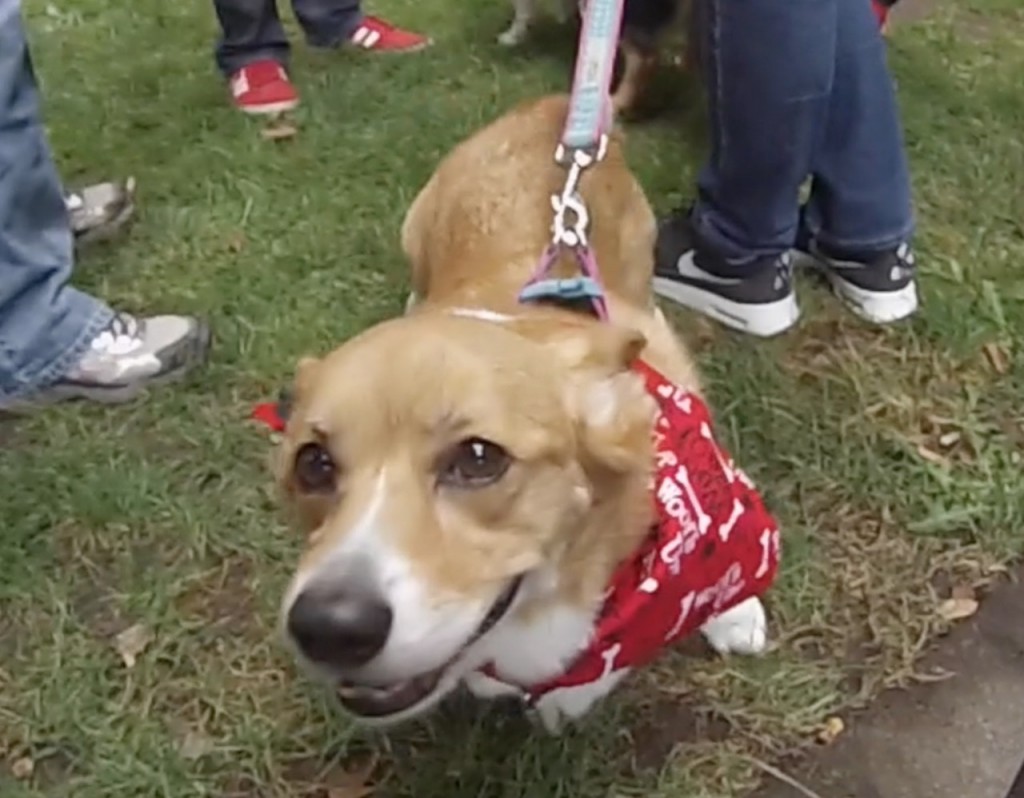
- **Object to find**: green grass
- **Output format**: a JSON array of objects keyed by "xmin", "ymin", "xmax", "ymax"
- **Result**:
[{"xmin": 3, "ymin": 0, "xmax": 1024, "ymax": 795}]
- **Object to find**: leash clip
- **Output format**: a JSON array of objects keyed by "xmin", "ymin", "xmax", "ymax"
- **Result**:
[{"xmin": 550, "ymin": 137, "xmax": 608, "ymax": 249}]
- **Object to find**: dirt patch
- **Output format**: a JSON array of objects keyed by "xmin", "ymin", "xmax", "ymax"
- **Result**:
[
  {"xmin": 175, "ymin": 556, "xmax": 258, "ymax": 635},
  {"xmin": 631, "ymin": 699, "xmax": 731, "ymax": 770}
]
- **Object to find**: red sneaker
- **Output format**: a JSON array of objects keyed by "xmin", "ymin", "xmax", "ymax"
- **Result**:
[
  {"xmin": 871, "ymin": 0, "xmax": 892, "ymax": 33},
  {"xmin": 229, "ymin": 60, "xmax": 299, "ymax": 115},
  {"xmin": 348, "ymin": 15, "xmax": 432, "ymax": 53}
]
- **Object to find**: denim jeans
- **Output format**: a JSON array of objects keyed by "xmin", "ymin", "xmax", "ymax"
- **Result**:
[
  {"xmin": 691, "ymin": 0, "xmax": 914, "ymax": 265},
  {"xmin": 0, "ymin": 0, "xmax": 112, "ymax": 403},
  {"xmin": 214, "ymin": 0, "xmax": 363, "ymax": 75}
]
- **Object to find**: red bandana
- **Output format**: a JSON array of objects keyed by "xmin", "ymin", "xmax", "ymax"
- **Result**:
[{"xmin": 483, "ymin": 360, "xmax": 781, "ymax": 702}]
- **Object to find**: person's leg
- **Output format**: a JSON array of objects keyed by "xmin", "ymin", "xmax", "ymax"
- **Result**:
[
  {"xmin": 213, "ymin": 0, "xmax": 300, "ymax": 114},
  {"xmin": 292, "ymin": 0, "xmax": 362, "ymax": 46},
  {"xmin": 801, "ymin": 0, "xmax": 917, "ymax": 322},
  {"xmin": 294, "ymin": 0, "xmax": 430, "ymax": 53},
  {"xmin": 0, "ymin": 1, "xmax": 112, "ymax": 401},
  {"xmin": 213, "ymin": 0, "xmax": 290, "ymax": 76},
  {"xmin": 653, "ymin": 0, "xmax": 839, "ymax": 337},
  {"xmin": 0, "ymin": 2, "xmax": 208, "ymax": 409}
]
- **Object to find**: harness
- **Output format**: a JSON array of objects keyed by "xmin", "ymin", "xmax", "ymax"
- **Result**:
[{"xmin": 515, "ymin": 0, "xmax": 626, "ymax": 321}]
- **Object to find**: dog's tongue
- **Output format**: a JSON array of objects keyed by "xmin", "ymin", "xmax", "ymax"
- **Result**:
[{"xmin": 336, "ymin": 670, "xmax": 443, "ymax": 718}]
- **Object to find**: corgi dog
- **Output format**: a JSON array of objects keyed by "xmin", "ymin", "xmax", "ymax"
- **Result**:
[{"xmin": 276, "ymin": 95, "xmax": 779, "ymax": 734}]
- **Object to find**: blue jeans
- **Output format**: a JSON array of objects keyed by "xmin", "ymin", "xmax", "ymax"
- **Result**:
[
  {"xmin": 0, "ymin": 0, "xmax": 112, "ymax": 403},
  {"xmin": 214, "ymin": 0, "xmax": 363, "ymax": 75},
  {"xmin": 692, "ymin": 0, "xmax": 914, "ymax": 264}
]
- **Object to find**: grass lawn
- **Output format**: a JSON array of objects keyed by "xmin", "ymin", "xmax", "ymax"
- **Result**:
[{"xmin": 2, "ymin": 0, "xmax": 1023, "ymax": 795}]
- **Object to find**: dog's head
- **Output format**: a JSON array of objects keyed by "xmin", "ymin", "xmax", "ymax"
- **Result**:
[{"xmin": 276, "ymin": 310, "xmax": 656, "ymax": 724}]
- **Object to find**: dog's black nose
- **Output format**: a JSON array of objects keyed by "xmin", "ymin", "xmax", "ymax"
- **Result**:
[{"xmin": 287, "ymin": 585, "xmax": 393, "ymax": 669}]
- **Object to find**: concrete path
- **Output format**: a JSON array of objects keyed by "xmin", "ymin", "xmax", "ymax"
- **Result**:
[{"xmin": 748, "ymin": 573, "xmax": 1024, "ymax": 798}]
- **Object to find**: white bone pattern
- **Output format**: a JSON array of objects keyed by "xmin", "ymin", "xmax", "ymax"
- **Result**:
[
  {"xmin": 718, "ymin": 497, "xmax": 745, "ymax": 542},
  {"xmin": 664, "ymin": 591, "xmax": 696, "ymax": 641},
  {"xmin": 755, "ymin": 528, "xmax": 780, "ymax": 579},
  {"xmin": 675, "ymin": 465, "xmax": 711, "ymax": 535},
  {"xmin": 599, "ymin": 642, "xmax": 623, "ymax": 680}
]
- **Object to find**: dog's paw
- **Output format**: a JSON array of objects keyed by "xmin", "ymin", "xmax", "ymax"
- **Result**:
[
  {"xmin": 700, "ymin": 596, "xmax": 768, "ymax": 656},
  {"xmin": 463, "ymin": 671, "xmax": 522, "ymax": 700},
  {"xmin": 530, "ymin": 697, "xmax": 569, "ymax": 735}
]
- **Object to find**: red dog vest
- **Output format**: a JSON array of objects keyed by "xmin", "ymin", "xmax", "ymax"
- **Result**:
[{"xmin": 482, "ymin": 360, "xmax": 781, "ymax": 702}]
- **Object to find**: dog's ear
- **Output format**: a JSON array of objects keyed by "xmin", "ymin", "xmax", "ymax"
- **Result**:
[
  {"xmin": 546, "ymin": 324, "xmax": 655, "ymax": 474},
  {"xmin": 292, "ymin": 356, "xmax": 322, "ymax": 404},
  {"xmin": 544, "ymin": 321, "xmax": 647, "ymax": 376}
]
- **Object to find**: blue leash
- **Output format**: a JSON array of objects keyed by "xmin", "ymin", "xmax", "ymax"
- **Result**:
[{"xmin": 561, "ymin": 0, "xmax": 626, "ymax": 157}]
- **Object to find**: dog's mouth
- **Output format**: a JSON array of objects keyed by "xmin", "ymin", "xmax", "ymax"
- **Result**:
[{"xmin": 335, "ymin": 575, "xmax": 523, "ymax": 719}]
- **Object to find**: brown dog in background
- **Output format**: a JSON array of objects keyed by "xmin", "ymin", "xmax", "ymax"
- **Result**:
[{"xmin": 498, "ymin": 0, "xmax": 699, "ymax": 117}]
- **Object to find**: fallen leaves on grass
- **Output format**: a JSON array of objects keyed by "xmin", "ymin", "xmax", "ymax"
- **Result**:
[
  {"xmin": 916, "ymin": 444, "xmax": 951, "ymax": 467},
  {"xmin": 322, "ymin": 754, "xmax": 380, "ymax": 798},
  {"xmin": 114, "ymin": 623, "xmax": 153, "ymax": 668},
  {"xmin": 11, "ymin": 756, "xmax": 34, "ymax": 780},
  {"xmin": 815, "ymin": 716, "xmax": 845, "ymax": 746},
  {"xmin": 938, "ymin": 584, "xmax": 980, "ymax": 621},
  {"xmin": 262, "ymin": 119, "xmax": 298, "ymax": 141},
  {"xmin": 180, "ymin": 729, "xmax": 215, "ymax": 761},
  {"xmin": 225, "ymin": 231, "xmax": 247, "ymax": 253},
  {"xmin": 981, "ymin": 341, "xmax": 1012, "ymax": 376}
]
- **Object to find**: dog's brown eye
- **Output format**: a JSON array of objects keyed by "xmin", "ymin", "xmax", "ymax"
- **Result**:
[
  {"xmin": 440, "ymin": 438, "xmax": 511, "ymax": 488},
  {"xmin": 293, "ymin": 442, "xmax": 337, "ymax": 493}
]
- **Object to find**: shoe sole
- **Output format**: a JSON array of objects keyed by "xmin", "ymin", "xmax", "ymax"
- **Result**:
[
  {"xmin": 73, "ymin": 195, "xmax": 136, "ymax": 250},
  {"xmin": 0, "ymin": 323, "xmax": 212, "ymax": 413},
  {"xmin": 652, "ymin": 276, "xmax": 800, "ymax": 338},
  {"xmin": 360, "ymin": 40, "xmax": 433, "ymax": 54},
  {"xmin": 823, "ymin": 272, "xmax": 919, "ymax": 323},
  {"xmin": 237, "ymin": 98, "xmax": 299, "ymax": 116},
  {"xmin": 793, "ymin": 250, "xmax": 920, "ymax": 324}
]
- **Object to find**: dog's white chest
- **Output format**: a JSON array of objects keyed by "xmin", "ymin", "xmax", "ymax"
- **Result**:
[{"xmin": 463, "ymin": 600, "xmax": 633, "ymax": 733}]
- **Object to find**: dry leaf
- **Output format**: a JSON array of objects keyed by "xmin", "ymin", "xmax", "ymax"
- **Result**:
[
  {"xmin": 115, "ymin": 623, "xmax": 153, "ymax": 668},
  {"xmin": 938, "ymin": 430, "xmax": 962, "ymax": 448},
  {"xmin": 225, "ymin": 231, "xmax": 247, "ymax": 253},
  {"xmin": 916, "ymin": 444, "xmax": 950, "ymax": 467},
  {"xmin": 937, "ymin": 597, "xmax": 979, "ymax": 621},
  {"xmin": 816, "ymin": 716, "xmax": 845, "ymax": 745},
  {"xmin": 11, "ymin": 756, "xmax": 34, "ymax": 780},
  {"xmin": 261, "ymin": 121, "xmax": 298, "ymax": 141},
  {"xmin": 982, "ymin": 342, "xmax": 1011, "ymax": 375},
  {"xmin": 325, "ymin": 754, "xmax": 379, "ymax": 798},
  {"xmin": 180, "ymin": 729, "xmax": 215, "ymax": 761}
]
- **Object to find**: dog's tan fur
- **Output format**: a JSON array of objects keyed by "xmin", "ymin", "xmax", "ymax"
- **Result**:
[{"xmin": 277, "ymin": 95, "xmax": 720, "ymax": 728}]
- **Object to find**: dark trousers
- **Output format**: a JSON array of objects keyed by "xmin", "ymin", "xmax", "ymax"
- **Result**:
[
  {"xmin": 213, "ymin": 0, "xmax": 363, "ymax": 75},
  {"xmin": 692, "ymin": 0, "xmax": 914, "ymax": 263}
]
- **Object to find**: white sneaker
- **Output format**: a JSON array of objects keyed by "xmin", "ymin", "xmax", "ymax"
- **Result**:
[{"xmin": 3, "ymin": 313, "xmax": 210, "ymax": 410}]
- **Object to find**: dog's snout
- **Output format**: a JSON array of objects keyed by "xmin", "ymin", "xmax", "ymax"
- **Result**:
[{"xmin": 287, "ymin": 585, "xmax": 393, "ymax": 669}]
